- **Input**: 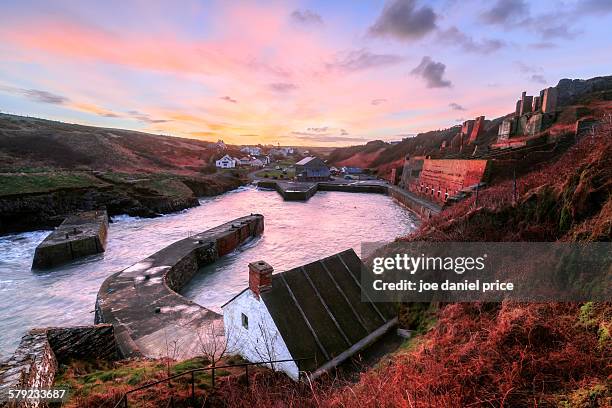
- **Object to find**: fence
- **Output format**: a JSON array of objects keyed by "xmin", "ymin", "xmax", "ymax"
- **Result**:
[{"xmin": 114, "ymin": 357, "xmax": 312, "ymax": 408}]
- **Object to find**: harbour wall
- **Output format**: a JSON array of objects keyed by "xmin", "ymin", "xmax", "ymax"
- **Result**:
[
  {"xmin": 0, "ymin": 325, "xmax": 119, "ymax": 408},
  {"xmin": 256, "ymin": 180, "xmax": 441, "ymax": 219},
  {"xmin": 95, "ymin": 214, "xmax": 264, "ymax": 360}
]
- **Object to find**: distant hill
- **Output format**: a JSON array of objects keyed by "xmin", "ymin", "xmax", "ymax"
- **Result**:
[{"xmin": 0, "ymin": 114, "xmax": 237, "ymax": 174}]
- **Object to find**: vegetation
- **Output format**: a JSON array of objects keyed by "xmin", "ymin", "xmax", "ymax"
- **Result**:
[
  {"xmin": 54, "ymin": 355, "xmax": 252, "ymax": 407},
  {"xmin": 0, "ymin": 172, "xmax": 108, "ymax": 197}
]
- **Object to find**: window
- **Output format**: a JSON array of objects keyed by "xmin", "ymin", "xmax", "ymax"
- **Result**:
[{"xmin": 241, "ymin": 313, "xmax": 248, "ymax": 330}]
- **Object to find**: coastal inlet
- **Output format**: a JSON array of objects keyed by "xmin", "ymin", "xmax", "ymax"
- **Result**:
[{"xmin": 0, "ymin": 186, "xmax": 417, "ymax": 358}]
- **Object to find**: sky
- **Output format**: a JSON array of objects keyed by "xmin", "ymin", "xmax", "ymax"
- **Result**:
[{"xmin": 0, "ymin": 0, "xmax": 611, "ymax": 146}]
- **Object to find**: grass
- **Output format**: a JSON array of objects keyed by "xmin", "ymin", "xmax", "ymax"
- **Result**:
[
  {"xmin": 255, "ymin": 168, "xmax": 296, "ymax": 179},
  {"xmin": 55, "ymin": 355, "xmax": 254, "ymax": 407},
  {"xmin": 0, "ymin": 172, "xmax": 108, "ymax": 196}
]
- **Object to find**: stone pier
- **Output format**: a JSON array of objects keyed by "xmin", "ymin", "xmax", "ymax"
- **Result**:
[
  {"xmin": 256, "ymin": 180, "xmax": 440, "ymax": 220},
  {"xmin": 95, "ymin": 214, "xmax": 264, "ymax": 360},
  {"xmin": 32, "ymin": 210, "xmax": 108, "ymax": 269}
]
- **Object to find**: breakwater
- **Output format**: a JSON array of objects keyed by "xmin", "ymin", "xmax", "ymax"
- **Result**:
[
  {"xmin": 256, "ymin": 180, "xmax": 441, "ymax": 219},
  {"xmin": 94, "ymin": 214, "xmax": 264, "ymax": 359},
  {"xmin": 32, "ymin": 210, "xmax": 108, "ymax": 269}
]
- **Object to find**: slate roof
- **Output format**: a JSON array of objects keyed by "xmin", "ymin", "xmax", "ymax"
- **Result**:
[
  {"xmin": 260, "ymin": 249, "xmax": 396, "ymax": 372},
  {"xmin": 295, "ymin": 156, "xmax": 319, "ymax": 166}
]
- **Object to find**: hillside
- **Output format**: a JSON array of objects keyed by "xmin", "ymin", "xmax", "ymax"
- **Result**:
[
  {"xmin": 327, "ymin": 76, "xmax": 612, "ymax": 178},
  {"xmin": 0, "ymin": 114, "xmax": 247, "ymax": 234},
  {"xmin": 0, "ymin": 114, "xmax": 236, "ymax": 174}
]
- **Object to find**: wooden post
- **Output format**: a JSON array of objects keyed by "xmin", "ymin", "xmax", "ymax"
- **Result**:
[
  {"xmin": 191, "ymin": 371, "xmax": 195, "ymax": 406},
  {"xmin": 513, "ymin": 167, "xmax": 517, "ymax": 204},
  {"xmin": 245, "ymin": 365, "xmax": 250, "ymax": 388},
  {"xmin": 212, "ymin": 366, "xmax": 215, "ymax": 388},
  {"xmin": 297, "ymin": 359, "xmax": 301, "ymax": 382},
  {"xmin": 123, "ymin": 394, "xmax": 128, "ymax": 408}
]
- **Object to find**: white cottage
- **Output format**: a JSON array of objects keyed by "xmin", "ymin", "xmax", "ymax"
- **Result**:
[
  {"xmin": 215, "ymin": 155, "xmax": 236, "ymax": 169},
  {"xmin": 222, "ymin": 249, "xmax": 397, "ymax": 381}
]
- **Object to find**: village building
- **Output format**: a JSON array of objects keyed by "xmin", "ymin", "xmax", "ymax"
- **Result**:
[
  {"xmin": 250, "ymin": 158, "xmax": 264, "ymax": 168},
  {"xmin": 241, "ymin": 146, "xmax": 262, "ymax": 156},
  {"xmin": 295, "ymin": 157, "xmax": 330, "ymax": 181},
  {"xmin": 341, "ymin": 166, "xmax": 363, "ymax": 175},
  {"xmin": 238, "ymin": 156, "xmax": 253, "ymax": 166},
  {"xmin": 215, "ymin": 139, "xmax": 227, "ymax": 150},
  {"xmin": 215, "ymin": 154, "xmax": 236, "ymax": 169},
  {"xmin": 222, "ymin": 250, "xmax": 397, "ymax": 380},
  {"xmin": 257, "ymin": 155, "xmax": 271, "ymax": 165},
  {"xmin": 269, "ymin": 147, "xmax": 295, "ymax": 157}
]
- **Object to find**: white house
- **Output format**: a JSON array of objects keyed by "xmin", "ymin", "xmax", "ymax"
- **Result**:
[
  {"xmin": 268, "ymin": 147, "xmax": 294, "ymax": 157},
  {"xmin": 222, "ymin": 249, "xmax": 397, "ymax": 381},
  {"xmin": 240, "ymin": 146, "xmax": 262, "ymax": 156},
  {"xmin": 215, "ymin": 155, "xmax": 236, "ymax": 169}
]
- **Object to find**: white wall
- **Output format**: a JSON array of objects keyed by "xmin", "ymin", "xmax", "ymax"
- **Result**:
[
  {"xmin": 216, "ymin": 158, "xmax": 235, "ymax": 168},
  {"xmin": 222, "ymin": 290, "xmax": 299, "ymax": 380}
]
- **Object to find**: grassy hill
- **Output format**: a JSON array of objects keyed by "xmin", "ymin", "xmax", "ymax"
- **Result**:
[
  {"xmin": 0, "ymin": 114, "xmax": 247, "ymax": 234},
  {"xmin": 0, "ymin": 114, "xmax": 234, "ymax": 174}
]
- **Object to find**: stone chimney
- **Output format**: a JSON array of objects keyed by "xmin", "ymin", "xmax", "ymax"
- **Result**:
[{"xmin": 249, "ymin": 261, "xmax": 273, "ymax": 299}]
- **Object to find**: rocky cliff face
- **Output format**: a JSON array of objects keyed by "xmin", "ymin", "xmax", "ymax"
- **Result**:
[{"xmin": 0, "ymin": 173, "xmax": 246, "ymax": 235}]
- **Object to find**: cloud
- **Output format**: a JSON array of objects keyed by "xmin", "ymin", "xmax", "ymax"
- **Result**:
[
  {"xmin": 449, "ymin": 102, "xmax": 466, "ymax": 111},
  {"xmin": 530, "ymin": 74, "xmax": 547, "ymax": 84},
  {"xmin": 127, "ymin": 110, "xmax": 169, "ymax": 124},
  {"xmin": 22, "ymin": 89, "xmax": 69, "ymax": 104},
  {"xmin": 529, "ymin": 42, "xmax": 556, "ymax": 49},
  {"xmin": 290, "ymin": 9, "xmax": 323, "ymax": 25},
  {"xmin": 480, "ymin": 0, "xmax": 529, "ymax": 25},
  {"xmin": 514, "ymin": 62, "xmax": 547, "ymax": 84},
  {"xmin": 515, "ymin": 61, "xmax": 541, "ymax": 74},
  {"xmin": 0, "ymin": 85, "xmax": 70, "ymax": 105},
  {"xmin": 371, "ymin": 98, "xmax": 387, "ymax": 105},
  {"xmin": 369, "ymin": 0, "xmax": 437, "ymax": 41},
  {"xmin": 291, "ymin": 127, "xmax": 356, "ymax": 143},
  {"xmin": 539, "ymin": 25, "xmax": 580, "ymax": 40},
  {"xmin": 220, "ymin": 96, "xmax": 237, "ymax": 103},
  {"xmin": 326, "ymin": 49, "xmax": 404, "ymax": 72},
  {"xmin": 268, "ymin": 82, "xmax": 298, "ymax": 92},
  {"xmin": 582, "ymin": 0, "xmax": 612, "ymax": 14},
  {"xmin": 306, "ymin": 126, "xmax": 330, "ymax": 133},
  {"xmin": 291, "ymin": 132, "xmax": 366, "ymax": 144},
  {"xmin": 436, "ymin": 27, "xmax": 505, "ymax": 54},
  {"xmin": 410, "ymin": 56, "xmax": 451, "ymax": 88}
]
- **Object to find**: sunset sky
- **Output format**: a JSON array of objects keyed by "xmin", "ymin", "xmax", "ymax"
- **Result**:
[{"xmin": 1, "ymin": 0, "xmax": 611, "ymax": 146}]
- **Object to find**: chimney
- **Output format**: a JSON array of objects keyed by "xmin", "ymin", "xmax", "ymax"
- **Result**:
[{"xmin": 249, "ymin": 261, "xmax": 273, "ymax": 299}]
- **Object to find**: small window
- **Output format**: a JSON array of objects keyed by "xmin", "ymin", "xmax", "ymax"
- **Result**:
[{"xmin": 241, "ymin": 313, "xmax": 249, "ymax": 330}]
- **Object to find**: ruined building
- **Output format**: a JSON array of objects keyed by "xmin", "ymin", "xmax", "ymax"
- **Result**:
[
  {"xmin": 497, "ymin": 86, "xmax": 559, "ymax": 144},
  {"xmin": 448, "ymin": 115, "xmax": 487, "ymax": 153}
]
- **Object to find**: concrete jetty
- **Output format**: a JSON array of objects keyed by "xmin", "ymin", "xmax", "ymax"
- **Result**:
[
  {"xmin": 95, "ymin": 214, "xmax": 264, "ymax": 360},
  {"xmin": 256, "ymin": 180, "xmax": 441, "ymax": 219},
  {"xmin": 32, "ymin": 210, "xmax": 109, "ymax": 269}
]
